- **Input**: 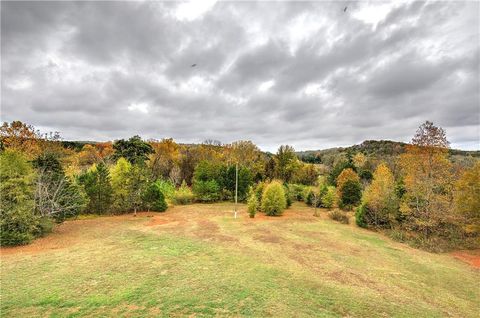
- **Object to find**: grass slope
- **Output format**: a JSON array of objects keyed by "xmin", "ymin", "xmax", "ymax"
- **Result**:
[{"xmin": 1, "ymin": 203, "xmax": 479, "ymax": 317}]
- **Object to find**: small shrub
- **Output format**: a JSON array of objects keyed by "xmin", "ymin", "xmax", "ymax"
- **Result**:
[
  {"xmin": 328, "ymin": 209, "xmax": 350, "ymax": 224},
  {"xmin": 261, "ymin": 180, "xmax": 287, "ymax": 216},
  {"xmin": 35, "ymin": 217, "xmax": 55, "ymax": 237},
  {"xmin": 254, "ymin": 181, "xmax": 265, "ymax": 202},
  {"xmin": 247, "ymin": 188, "xmax": 258, "ymax": 218},
  {"xmin": 304, "ymin": 188, "xmax": 314, "ymax": 205},
  {"xmin": 284, "ymin": 184, "xmax": 292, "ymax": 208},
  {"xmin": 173, "ymin": 181, "xmax": 194, "ymax": 205},
  {"xmin": 359, "ymin": 169, "xmax": 373, "ymax": 182},
  {"xmin": 154, "ymin": 179, "xmax": 175, "ymax": 201},
  {"xmin": 321, "ymin": 186, "xmax": 337, "ymax": 208},
  {"xmin": 355, "ymin": 204, "xmax": 368, "ymax": 228},
  {"xmin": 289, "ymin": 184, "xmax": 306, "ymax": 201}
]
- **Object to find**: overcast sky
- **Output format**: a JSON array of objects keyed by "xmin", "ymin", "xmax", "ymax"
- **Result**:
[{"xmin": 1, "ymin": 1, "xmax": 479, "ymax": 151}]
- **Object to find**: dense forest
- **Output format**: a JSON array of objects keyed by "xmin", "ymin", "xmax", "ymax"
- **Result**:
[{"xmin": 1, "ymin": 120, "xmax": 479, "ymax": 252}]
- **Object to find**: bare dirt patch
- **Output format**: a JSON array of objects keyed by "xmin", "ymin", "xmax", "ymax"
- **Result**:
[
  {"xmin": 253, "ymin": 233, "xmax": 283, "ymax": 243},
  {"xmin": 452, "ymin": 250, "xmax": 480, "ymax": 269},
  {"xmin": 193, "ymin": 220, "xmax": 238, "ymax": 242}
]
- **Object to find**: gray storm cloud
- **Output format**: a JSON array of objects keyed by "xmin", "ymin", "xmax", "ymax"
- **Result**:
[{"xmin": 1, "ymin": 1, "xmax": 479, "ymax": 151}]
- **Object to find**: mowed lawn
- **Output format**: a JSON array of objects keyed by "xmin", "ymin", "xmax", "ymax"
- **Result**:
[{"xmin": 1, "ymin": 203, "xmax": 479, "ymax": 317}]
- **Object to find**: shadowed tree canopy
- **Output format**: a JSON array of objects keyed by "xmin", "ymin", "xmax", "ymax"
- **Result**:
[{"xmin": 112, "ymin": 135, "xmax": 154, "ymax": 165}]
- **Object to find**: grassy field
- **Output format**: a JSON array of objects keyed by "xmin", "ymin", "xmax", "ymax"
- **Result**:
[{"xmin": 1, "ymin": 203, "xmax": 479, "ymax": 317}]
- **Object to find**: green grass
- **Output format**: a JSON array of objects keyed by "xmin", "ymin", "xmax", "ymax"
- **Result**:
[{"xmin": 1, "ymin": 202, "xmax": 479, "ymax": 317}]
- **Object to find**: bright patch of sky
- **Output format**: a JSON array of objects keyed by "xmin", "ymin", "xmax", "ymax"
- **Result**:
[
  {"xmin": 128, "ymin": 102, "xmax": 150, "ymax": 114},
  {"xmin": 175, "ymin": 0, "xmax": 218, "ymax": 21},
  {"xmin": 258, "ymin": 80, "xmax": 275, "ymax": 92}
]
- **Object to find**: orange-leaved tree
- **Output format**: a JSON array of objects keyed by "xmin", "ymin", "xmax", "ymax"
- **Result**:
[{"xmin": 0, "ymin": 121, "xmax": 42, "ymax": 157}]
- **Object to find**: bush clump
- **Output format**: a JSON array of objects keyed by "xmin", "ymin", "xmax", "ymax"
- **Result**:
[
  {"xmin": 35, "ymin": 217, "xmax": 55, "ymax": 237},
  {"xmin": 247, "ymin": 187, "xmax": 258, "ymax": 218},
  {"xmin": 355, "ymin": 203, "xmax": 369, "ymax": 228},
  {"xmin": 254, "ymin": 181, "xmax": 265, "ymax": 202},
  {"xmin": 289, "ymin": 184, "xmax": 306, "ymax": 201},
  {"xmin": 154, "ymin": 179, "xmax": 175, "ymax": 202},
  {"xmin": 142, "ymin": 182, "xmax": 168, "ymax": 212},
  {"xmin": 328, "ymin": 209, "xmax": 350, "ymax": 224},
  {"xmin": 173, "ymin": 181, "xmax": 194, "ymax": 205},
  {"xmin": 261, "ymin": 180, "xmax": 287, "ymax": 216},
  {"xmin": 321, "ymin": 186, "xmax": 337, "ymax": 208},
  {"xmin": 284, "ymin": 184, "xmax": 292, "ymax": 208}
]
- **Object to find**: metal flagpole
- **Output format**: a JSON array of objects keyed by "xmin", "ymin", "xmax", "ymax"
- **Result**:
[{"xmin": 234, "ymin": 163, "xmax": 238, "ymax": 218}]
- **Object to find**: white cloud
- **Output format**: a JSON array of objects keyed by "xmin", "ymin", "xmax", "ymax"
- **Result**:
[
  {"xmin": 258, "ymin": 80, "xmax": 275, "ymax": 92},
  {"xmin": 175, "ymin": 0, "xmax": 217, "ymax": 21},
  {"xmin": 128, "ymin": 102, "xmax": 150, "ymax": 114},
  {"xmin": 352, "ymin": 2, "xmax": 397, "ymax": 29}
]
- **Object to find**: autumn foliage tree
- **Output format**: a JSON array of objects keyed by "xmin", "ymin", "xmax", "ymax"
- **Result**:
[
  {"xmin": 358, "ymin": 163, "xmax": 398, "ymax": 227},
  {"xmin": 336, "ymin": 168, "xmax": 361, "ymax": 209},
  {"xmin": 1, "ymin": 121, "xmax": 42, "ymax": 157},
  {"xmin": 399, "ymin": 121, "xmax": 454, "ymax": 241},
  {"xmin": 149, "ymin": 138, "xmax": 181, "ymax": 181},
  {"xmin": 454, "ymin": 161, "xmax": 480, "ymax": 234}
]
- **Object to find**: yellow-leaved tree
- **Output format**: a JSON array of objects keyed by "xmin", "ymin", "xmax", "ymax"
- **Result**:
[
  {"xmin": 362, "ymin": 163, "xmax": 398, "ymax": 227},
  {"xmin": 110, "ymin": 157, "xmax": 132, "ymax": 213},
  {"xmin": 454, "ymin": 161, "xmax": 480, "ymax": 235}
]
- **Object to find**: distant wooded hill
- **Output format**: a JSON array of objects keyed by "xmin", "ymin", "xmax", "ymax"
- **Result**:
[
  {"xmin": 297, "ymin": 140, "xmax": 480, "ymax": 163},
  {"xmin": 61, "ymin": 139, "xmax": 479, "ymax": 164}
]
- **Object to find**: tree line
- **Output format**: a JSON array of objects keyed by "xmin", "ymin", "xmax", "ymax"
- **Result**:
[{"xmin": 0, "ymin": 120, "xmax": 478, "ymax": 251}]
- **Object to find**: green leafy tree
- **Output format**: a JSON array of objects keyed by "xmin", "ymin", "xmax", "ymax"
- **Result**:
[
  {"xmin": 339, "ymin": 180, "xmax": 362, "ymax": 210},
  {"xmin": 193, "ymin": 180, "xmax": 221, "ymax": 202},
  {"xmin": 112, "ymin": 135, "xmax": 153, "ymax": 165},
  {"xmin": 192, "ymin": 160, "xmax": 223, "ymax": 202},
  {"xmin": 154, "ymin": 179, "xmax": 175, "ymax": 202},
  {"xmin": 79, "ymin": 162, "xmax": 113, "ymax": 214},
  {"xmin": 274, "ymin": 145, "xmax": 299, "ymax": 182},
  {"xmin": 142, "ymin": 183, "xmax": 168, "ymax": 212},
  {"xmin": 261, "ymin": 180, "xmax": 287, "ymax": 216},
  {"xmin": 223, "ymin": 165, "xmax": 253, "ymax": 201},
  {"xmin": 0, "ymin": 150, "xmax": 38, "ymax": 246},
  {"xmin": 127, "ymin": 165, "xmax": 149, "ymax": 216},
  {"xmin": 110, "ymin": 157, "xmax": 132, "ymax": 212}
]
